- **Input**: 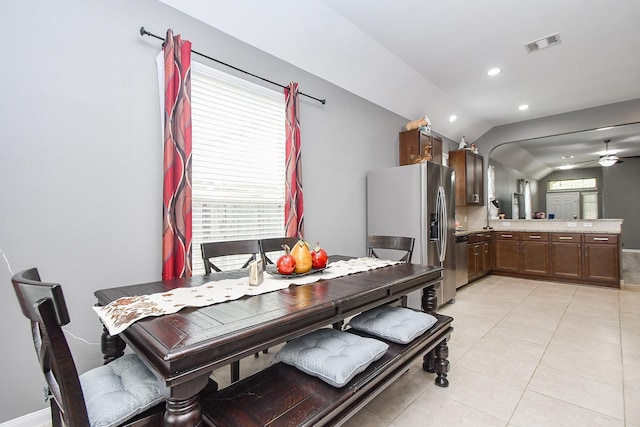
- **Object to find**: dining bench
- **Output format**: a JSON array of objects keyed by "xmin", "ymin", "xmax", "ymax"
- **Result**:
[{"xmin": 200, "ymin": 311, "xmax": 453, "ymax": 427}]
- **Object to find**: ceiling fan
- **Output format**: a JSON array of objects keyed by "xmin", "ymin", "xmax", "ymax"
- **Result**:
[
  {"xmin": 564, "ymin": 138, "xmax": 640, "ymax": 169},
  {"xmin": 598, "ymin": 139, "xmax": 619, "ymax": 167}
]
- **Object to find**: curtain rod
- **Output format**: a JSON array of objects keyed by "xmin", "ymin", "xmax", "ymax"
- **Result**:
[{"xmin": 140, "ymin": 27, "xmax": 326, "ymax": 105}]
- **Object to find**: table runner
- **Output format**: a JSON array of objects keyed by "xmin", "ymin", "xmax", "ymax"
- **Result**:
[{"xmin": 94, "ymin": 257, "xmax": 399, "ymax": 335}]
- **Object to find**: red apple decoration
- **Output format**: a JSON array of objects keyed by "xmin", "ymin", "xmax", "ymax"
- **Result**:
[
  {"xmin": 276, "ymin": 244, "xmax": 296, "ymax": 275},
  {"xmin": 311, "ymin": 243, "xmax": 328, "ymax": 269}
]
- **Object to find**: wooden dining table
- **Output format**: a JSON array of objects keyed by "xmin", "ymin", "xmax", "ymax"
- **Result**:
[{"xmin": 94, "ymin": 256, "xmax": 443, "ymax": 426}]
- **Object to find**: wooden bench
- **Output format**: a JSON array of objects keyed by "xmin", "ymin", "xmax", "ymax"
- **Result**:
[{"xmin": 200, "ymin": 312, "xmax": 453, "ymax": 427}]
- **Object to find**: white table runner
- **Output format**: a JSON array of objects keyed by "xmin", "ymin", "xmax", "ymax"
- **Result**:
[{"xmin": 94, "ymin": 257, "xmax": 399, "ymax": 335}]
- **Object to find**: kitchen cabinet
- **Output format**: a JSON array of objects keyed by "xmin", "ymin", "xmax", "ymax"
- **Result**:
[
  {"xmin": 551, "ymin": 233, "xmax": 582, "ymax": 280},
  {"xmin": 467, "ymin": 232, "xmax": 492, "ymax": 282},
  {"xmin": 584, "ymin": 234, "xmax": 620, "ymax": 284},
  {"xmin": 551, "ymin": 233, "xmax": 620, "ymax": 286},
  {"xmin": 448, "ymin": 150, "xmax": 484, "ymax": 205},
  {"xmin": 399, "ymin": 129, "xmax": 443, "ymax": 166},
  {"xmin": 493, "ymin": 232, "xmax": 550, "ymax": 276},
  {"xmin": 551, "ymin": 233, "xmax": 619, "ymax": 285},
  {"xmin": 493, "ymin": 231, "xmax": 621, "ymax": 288},
  {"xmin": 520, "ymin": 232, "xmax": 550, "ymax": 276},
  {"xmin": 493, "ymin": 232, "xmax": 519, "ymax": 273}
]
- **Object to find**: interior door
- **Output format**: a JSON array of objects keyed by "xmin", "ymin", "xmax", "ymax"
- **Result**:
[{"xmin": 546, "ymin": 192, "xmax": 579, "ymax": 219}]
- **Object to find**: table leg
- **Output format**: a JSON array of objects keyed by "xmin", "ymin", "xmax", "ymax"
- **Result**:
[
  {"xmin": 162, "ymin": 374, "xmax": 212, "ymax": 427},
  {"xmin": 422, "ymin": 285, "xmax": 438, "ymax": 313},
  {"xmin": 101, "ymin": 325, "xmax": 125, "ymax": 364}
]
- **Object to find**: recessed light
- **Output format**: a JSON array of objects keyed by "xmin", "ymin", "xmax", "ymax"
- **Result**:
[
  {"xmin": 448, "ymin": 115, "xmax": 458, "ymax": 122},
  {"xmin": 557, "ymin": 164, "xmax": 575, "ymax": 170},
  {"xmin": 561, "ymin": 155, "xmax": 574, "ymax": 160},
  {"xmin": 518, "ymin": 104, "xmax": 530, "ymax": 111},
  {"xmin": 487, "ymin": 67, "xmax": 501, "ymax": 76}
]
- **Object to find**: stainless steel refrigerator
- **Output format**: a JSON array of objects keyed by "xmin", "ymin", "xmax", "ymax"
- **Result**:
[{"xmin": 366, "ymin": 161, "xmax": 456, "ymax": 308}]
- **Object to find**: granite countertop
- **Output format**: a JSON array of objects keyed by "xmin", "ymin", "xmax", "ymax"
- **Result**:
[
  {"xmin": 454, "ymin": 229, "xmax": 487, "ymax": 237},
  {"xmin": 487, "ymin": 219, "xmax": 622, "ymax": 234}
]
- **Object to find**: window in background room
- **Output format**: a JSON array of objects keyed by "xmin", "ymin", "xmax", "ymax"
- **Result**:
[
  {"xmin": 191, "ymin": 61, "xmax": 286, "ymax": 274},
  {"xmin": 548, "ymin": 177, "xmax": 597, "ymax": 191},
  {"xmin": 581, "ymin": 192, "xmax": 599, "ymax": 219}
]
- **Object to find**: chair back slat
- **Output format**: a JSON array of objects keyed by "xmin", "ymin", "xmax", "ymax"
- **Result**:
[
  {"xmin": 366, "ymin": 235, "xmax": 415, "ymax": 263},
  {"xmin": 259, "ymin": 237, "xmax": 300, "ymax": 265},
  {"xmin": 200, "ymin": 239, "xmax": 261, "ymax": 273}
]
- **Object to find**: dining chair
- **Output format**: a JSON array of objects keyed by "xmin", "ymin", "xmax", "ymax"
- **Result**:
[
  {"xmin": 11, "ymin": 268, "xmax": 165, "ymax": 427},
  {"xmin": 200, "ymin": 239, "xmax": 261, "ymax": 382},
  {"xmin": 367, "ymin": 235, "xmax": 415, "ymax": 263},
  {"xmin": 259, "ymin": 236, "xmax": 300, "ymax": 265},
  {"xmin": 367, "ymin": 235, "xmax": 415, "ymax": 308},
  {"xmin": 200, "ymin": 239, "xmax": 261, "ymax": 274}
]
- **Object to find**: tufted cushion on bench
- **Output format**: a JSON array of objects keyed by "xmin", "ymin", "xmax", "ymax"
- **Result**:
[
  {"xmin": 79, "ymin": 353, "xmax": 165, "ymax": 427},
  {"xmin": 272, "ymin": 328, "xmax": 388, "ymax": 388},
  {"xmin": 348, "ymin": 305, "xmax": 438, "ymax": 344}
]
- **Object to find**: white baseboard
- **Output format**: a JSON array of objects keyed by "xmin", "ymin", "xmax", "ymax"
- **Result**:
[{"xmin": 0, "ymin": 409, "xmax": 50, "ymax": 427}]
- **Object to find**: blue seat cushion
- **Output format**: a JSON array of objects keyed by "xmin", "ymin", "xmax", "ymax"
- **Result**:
[
  {"xmin": 348, "ymin": 305, "xmax": 438, "ymax": 344},
  {"xmin": 272, "ymin": 328, "xmax": 388, "ymax": 388},
  {"xmin": 79, "ymin": 353, "xmax": 165, "ymax": 427}
]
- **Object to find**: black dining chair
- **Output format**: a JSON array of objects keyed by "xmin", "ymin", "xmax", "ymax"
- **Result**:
[
  {"xmin": 367, "ymin": 235, "xmax": 415, "ymax": 263},
  {"xmin": 367, "ymin": 235, "xmax": 415, "ymax": 307},
  {"xmin": 200, "ymin": 239, "xmax": 262, "ymax": 382},
  {"xmin": 11, "ymin": 268, "xmax": 165, "ymax": 427},
  {"xmin": 259, "ymin": 236, "xmax": 300, "ymax": 265},
  {"xmin": 200, "ymin": 239, "xmax": 261, "ymax": 274}
]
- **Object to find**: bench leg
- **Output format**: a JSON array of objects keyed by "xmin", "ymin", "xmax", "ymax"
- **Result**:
[{"xmin": 423, "ymin": 339, "xmax": 450, "ymax": 387}]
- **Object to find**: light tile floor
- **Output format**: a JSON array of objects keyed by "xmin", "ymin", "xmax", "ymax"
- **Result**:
[{"xmin": 211, "ymin": 275, "xmax": 640, "ymax": 426}]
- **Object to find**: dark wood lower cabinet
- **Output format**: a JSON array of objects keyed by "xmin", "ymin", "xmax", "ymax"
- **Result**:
[
  {"xmin": 520, "ymin": 233, "xmax": 550, "ymax": 276},
  {"xmin": 493, "ymin": 231, "xmax": 620, "ymax": 288},
  {"xmin": 467, "ymin": 232, "xmax": 492, "ymax": 282},
  {"xmin": 493, "ymin": 232, "xmax": 549, "ymax": 276},
  {"xmin": 493, "ymin": 233, "xmax": 519, "ymax": 273},
  {"xmin": 584, "ymin": 235, "xmax": 620, "ymax": 284},
  {"xmin": 551, "ymin": 234, "xmax": 582, "ymax": 280}
]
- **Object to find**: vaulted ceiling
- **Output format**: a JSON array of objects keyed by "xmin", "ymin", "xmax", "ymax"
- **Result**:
[{"xmin": 158, "ymin": 0, "xmax": 640, "ymax": 173}]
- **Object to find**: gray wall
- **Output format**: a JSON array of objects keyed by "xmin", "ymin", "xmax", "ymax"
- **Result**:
[
  {"xmin": 476, "ymin": 100, "xmax": 640, "ymax": 249},
  {"xmin": 0, "ymin": 0, "xmax": 409, "ymax": 421},
  {"xmin": 603, "ymin": 157, "xmax": 640, "ymax": 249}
]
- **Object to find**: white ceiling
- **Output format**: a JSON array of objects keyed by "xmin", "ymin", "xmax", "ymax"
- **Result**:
[{"xmin": 158, "ymin": 0, "xmax": 640, "ymax": 172}]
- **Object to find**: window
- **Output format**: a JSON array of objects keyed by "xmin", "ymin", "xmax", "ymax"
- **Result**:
[
  {"xmin": 191, "ymin": 61, "xmax": 286, "ymax": 274},
  {"xmin": 548, "ymin": 177, "xmax": 597, "ymax": 191}
]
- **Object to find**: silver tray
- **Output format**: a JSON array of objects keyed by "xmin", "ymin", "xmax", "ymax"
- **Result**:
[{"xmin": 265, "ymin": 265, "xmax": 329, "ymax": 278}]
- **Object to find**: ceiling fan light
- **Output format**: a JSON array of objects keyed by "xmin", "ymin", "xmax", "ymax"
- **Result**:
[{"xmin": 598, "ymin": 155, "xmax": 618, "ymax": 167}]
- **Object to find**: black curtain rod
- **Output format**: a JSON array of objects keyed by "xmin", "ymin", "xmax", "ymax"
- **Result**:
[{"xmin": 140, "ymin": 27, "xmax": 326, "ymax": 105}]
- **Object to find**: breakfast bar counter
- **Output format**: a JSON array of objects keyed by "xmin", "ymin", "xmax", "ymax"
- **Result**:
[{"xmin": 487, "ymin": 218, "xmax": 623, "ymax": 234}]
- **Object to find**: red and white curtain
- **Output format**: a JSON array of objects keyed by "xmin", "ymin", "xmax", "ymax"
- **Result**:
[
  {"xmin": 284, "ymin": 82, "xmax": 304, "ymax": 238},
  {"xmin": 159, "ymin": 29, "xmax": 193, "ymax": 280}
]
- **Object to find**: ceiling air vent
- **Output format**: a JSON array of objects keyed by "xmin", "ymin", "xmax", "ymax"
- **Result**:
[{"xmin": 524, "ymin": 33, "xmax": 561, "ymax": 53}]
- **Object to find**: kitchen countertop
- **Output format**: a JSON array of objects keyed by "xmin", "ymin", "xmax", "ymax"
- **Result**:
[
  {"xmin": 454, "ymin": 229, "xmax": 488, "ymax": 237},
  {"xmin": 487, "ymin": 219, "xmax": 622, "ymax": 234}
]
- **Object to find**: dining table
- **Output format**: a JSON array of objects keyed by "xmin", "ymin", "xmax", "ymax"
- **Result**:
[{"xmin": 94, "ymin": 256, "xmax": 443, "ymax": 426}]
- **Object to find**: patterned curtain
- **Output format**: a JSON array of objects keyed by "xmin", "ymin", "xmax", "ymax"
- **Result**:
[
  {"xmin": 161, "ymin": 30, "xmax": 193, "ymax": 280},
  {"xmin": 284, "ymin": 82, "xmax": 304, "ymax": 238}
]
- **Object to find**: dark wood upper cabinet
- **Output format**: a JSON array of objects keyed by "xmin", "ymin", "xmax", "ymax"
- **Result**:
[
  {"xmin": 448, "ymin": 149, "xmax": 484, "ymax": 205},
  {"xmin": 399, "ymin": 129, "xmax": 443, "ymax": 166}
]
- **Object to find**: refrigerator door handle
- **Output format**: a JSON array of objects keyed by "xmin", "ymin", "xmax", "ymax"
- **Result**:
[{"xmin": 437, "ymin": 186, "xmax": 447, "ymax": 263}]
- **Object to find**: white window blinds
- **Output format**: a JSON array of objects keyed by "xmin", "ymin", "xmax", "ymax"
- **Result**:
[{"xmin": 191, "ymin": 61, "xmax": 286, "ymax": 274}]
